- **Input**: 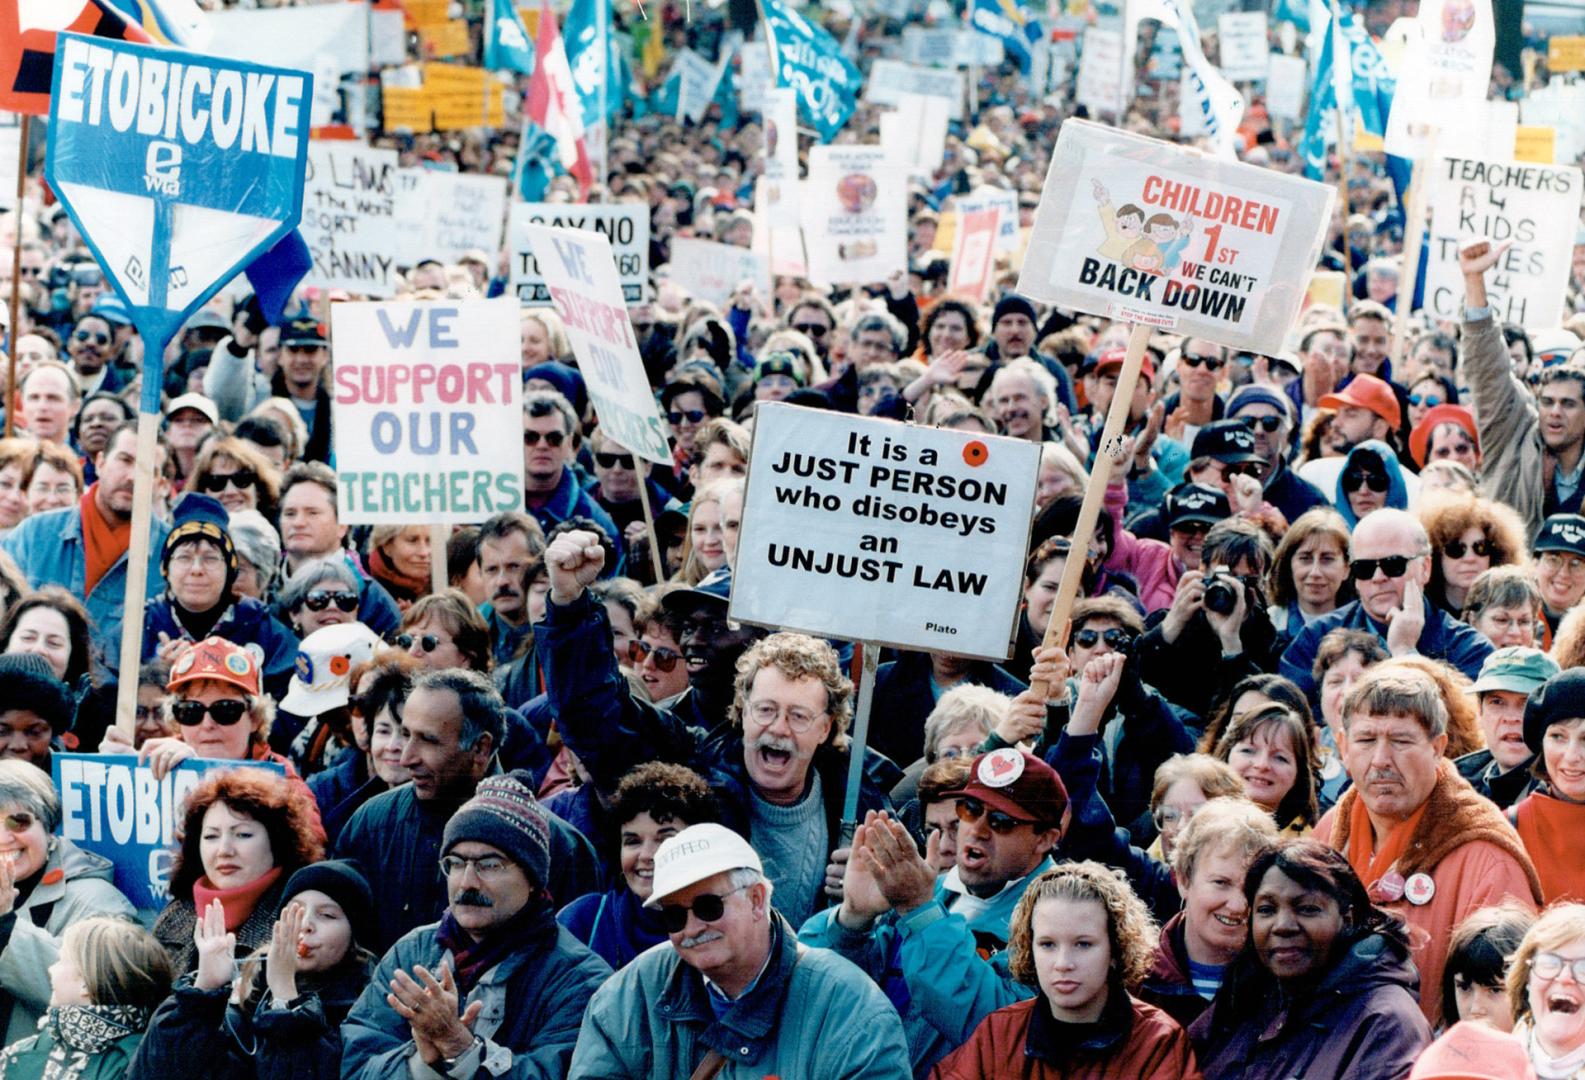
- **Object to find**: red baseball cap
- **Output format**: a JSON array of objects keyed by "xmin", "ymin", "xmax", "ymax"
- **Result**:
[
  {"xmin": 1318, "ymin": 373, "xmax": 1401, "ymax": 429},
  {"xmin": 1408, "ymin": 404, "xmax": 1478, "ymax": 468},
  {"xmin": 945, "ymin": 748, "xmax": 1068, "ymax": 826},
  {"xmin": 167, "ymin": 637, "xmax": 261, "ymax": 697},
  {"xmin": 1094, "ymin": 346, "xmax": 1156, "ymax": 383}
]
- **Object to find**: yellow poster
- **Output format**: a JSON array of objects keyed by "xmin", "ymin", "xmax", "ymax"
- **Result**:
[
  {"xmin": 1307, "ymin": 270, "xmax": 1347, "ymax": 311},
  {"xmin": 419, "ymin": 20, "xmax": 471, "ymax": 59},
  {"xmin": 1514, "ymin": 126, "xmax": 1557, "ymax": 164},
  {"xmin": 1549, "ymin": 35, "xmax": 1585, "ymax": 72}
]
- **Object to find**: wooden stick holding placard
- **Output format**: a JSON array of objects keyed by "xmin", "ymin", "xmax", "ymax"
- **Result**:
[
  {"xmin": 4, "ymin": 115, "xmax": 26, "ymax": 438},
  {"xmin": 429, "ymin": 523, "xmax": 448, "ymax": 595},
  {"xmin": 839, "ymin": 639, "xmax": 880, "ymax": 841},
  {"xmin": 113, "ymin": 415, "xmax": 162, "ymax": 736},
  {"xmin": 1027, "ymin": 322, "xmax": 1152, "ymax": 702},
  {"xmin": 1390, "ymin": 133, "xmax": 1436, "ymax": 368},
  {"xmin": 632, "ymin": 453, "xmax": 666, "ymax": 584},
  {"xmin": 1335, "ymin": 105, "xmax": 1354, "ymax": 317}
]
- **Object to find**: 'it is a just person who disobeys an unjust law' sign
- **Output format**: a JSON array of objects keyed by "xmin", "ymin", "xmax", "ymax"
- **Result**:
[
  {"xmin": 1017, "ymin": 120, "xmax": 1335, "ymax": 355},
  {"xmin": 330, "ymin": 299, "xmax": 525, "ymax": 523},
  {"xmin": 730, "ymin": 404, "xmax": 1040, "ymax": 661}
]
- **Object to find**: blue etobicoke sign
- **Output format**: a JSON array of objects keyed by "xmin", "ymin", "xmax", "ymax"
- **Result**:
[{"xmin": 46, "ymin": 34, "xmax": 311, "ymax": 412}]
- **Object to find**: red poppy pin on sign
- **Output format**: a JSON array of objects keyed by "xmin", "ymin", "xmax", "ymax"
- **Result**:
[{"xmin": 963, "ymin": 440, "xmax": 989, "ymax": 467}]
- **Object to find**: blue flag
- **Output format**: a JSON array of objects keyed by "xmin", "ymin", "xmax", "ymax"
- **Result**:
[
  {"xmin": 566, "ymin": 0, "xmax": 625, "ymax": 128},
  {"xmin": 760, "ymin": 0, "xmax": 862, "ymax": 141},
  {"xmin": 243, "ymin": 230, "xmax": 312, "ymax": 326},
  {"xmin": 967, "ymin": 0, "xmax": 1042, "ymax": 74},
  {"xmin": 485, "ymin": 0, "xmax": 536, "ymax": 75},
  {"xmin": 1300, "ymin": 8, "xmax": 1397, "ymax": 180}
]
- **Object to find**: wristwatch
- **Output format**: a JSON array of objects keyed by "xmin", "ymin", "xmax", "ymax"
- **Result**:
[{"xmin": 441, "ymin": 1036, "xmax": 482, "ymax": 1076}]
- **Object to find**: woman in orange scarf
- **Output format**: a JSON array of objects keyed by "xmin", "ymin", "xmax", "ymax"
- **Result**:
[{"xmin": 1512, "ymin": 669, "xmax": 1585, "ymax": 905}]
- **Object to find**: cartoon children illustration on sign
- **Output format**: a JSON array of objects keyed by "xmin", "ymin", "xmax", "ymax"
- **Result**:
[{"xmin": 1093, "ymin": 180, "xmax": 1196, "ymax": 275}]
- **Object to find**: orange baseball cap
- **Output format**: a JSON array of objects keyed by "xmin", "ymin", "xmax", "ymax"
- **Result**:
[
  {"xmin": 166, "ymin": 637, "xmax": 262, "ymax": 697},
  {"xmin": 1408, "ymin": 404, "xmax": 1478, "ymax": 468},
  {"xmin": 1318, "ymin": 373, "xmax": 1401, "ymax": 430}
]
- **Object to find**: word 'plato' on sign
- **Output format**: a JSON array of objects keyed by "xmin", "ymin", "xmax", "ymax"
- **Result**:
[
  {"xmin": 730, "ymin": 404, "xmax": 1040, "ymax": 660},
  {"xmin": 331, "ymin": 300, "xmax": 525, "ymax": 524},
  {"xmin": 1017, "ymin": 119, "xmax": 1335, "ymax": 356}
]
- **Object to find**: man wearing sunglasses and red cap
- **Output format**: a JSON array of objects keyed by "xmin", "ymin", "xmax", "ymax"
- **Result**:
[{"xmin": 800, "ymin": 747, "xmax": 1068, "ymax": 1076}]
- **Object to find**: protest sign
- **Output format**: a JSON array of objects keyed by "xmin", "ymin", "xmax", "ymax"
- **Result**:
[
  {"xmin": 1217, "ymin": 12, "xmax": 1270, "ymax": 80},
  {"xmin": 802, "ymin": 145, "xmax": 908, "ymax": 286},
  {"xmin": 730, "ymin": 403, "xmax": 1040, "ymax": 660},
  {"xmin": 1550, "ymin": 35, "xmax": 1585, "ymax": 72},
  {"xmin": 0, "ymin": 124, "xmax": 17, "ymax": 211},
  {"xmin": 1523, "ymin": 83, "xmax": 1585, "ymax": 164},
  {"xmin": 301, "ymin": 142, "xmax": 401, "ymax": 297},
  {"xmin": 902, "ymin": 27, "xmax": 1003, "ymax": 68},
  {"xmin": 760, "ymin": 87, "xmax": 800, "ymax": 229},
  {"xmin": 739, "ymin": 45, "xmax": 772, "ymax": 114},
  {"xmin": 1515, "ymin": 127, "xmax": 1557, "ymax": 164},
  {"xmin": 864, "ymin": 60, "xmax": 965, "ymax": 121},
  {"xmin": 509, "ymin": 202, "xmax": 649, "ymax": 304},
  {"xmin": 1018, "ymin": 119, "xmax": 1334, "ymax": 355},
  {"xmin": 754, "ymin": 178, "xmax": 809, "ymax": 278},
  {"xmin": 879, "ymin": 92, "xmax": 949, "ymax": 178},
  {"xmin": 55, "ymin": 754, "xmax": 284, "ymax": 911},
  {"xmin": 957, "ymin": 187, "xmax": 1020, "ymax": 253},
  {"xmin": 205, "ymin": 2, "xmax": 369, "ymax": 76},
  {"xmin": 1265, "ymin": 53, "xmax": 1307, "ymax": 120},
  {"xmin": 524, "ymin": 224, "xmax": 672, "ymax": 464},
  {"xmin": 1076, "ymin": 26, "xmax": 1125, "ymax": 115},
  {"xmin": 1385, "ymin": 0, "xmax": 1494, "ymax": 159},
  {"xmin": 666, "ymin": 238, "xmax": 771, "ymax": 307},
  {"xmin": 1422, "ymin": 157, "xmax": 1582, "ymax": 329},
  {"xmin": 395, "ymin": 170, "xmax": 507, "ymax": 266},
  {"xmin": 673, "ymin": 50, "xmax": 719, "ymax": 124},
  {"xmin": 331, "ymin": 300, "xmax": 524, "ymax": 523},
  {"xmin": 948, "ymin": 205, "xmax": 1001, "ymax": 299},
  {"xmin": 382, "ymin": 65, "xmax": 506, "ymax": 133}
]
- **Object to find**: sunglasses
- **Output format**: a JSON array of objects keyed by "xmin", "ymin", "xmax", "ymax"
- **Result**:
[
  {"xmin": 668, "ymin": 409, "xmax": 707, "ymax": 425},
  {"xmin": 198, "ymin": 468, "xmax": 257, "ymax": 493},
  {"xmin": 1241, "ymin": 415, "xmax": 1284, "ymax": 433},
  {"xmin": 659, "ymin": 883, "xmax": 751, "ymax": 933},
  {"xmin": 73, "ymin": 329, "xmax": 111, "ymax": 346},
  {"xmin": 1219, "ymin": 461, "xmax": 1263, "ymax": 479},
  {"xmin": 792, "ymin": 322, "xmax": 830, "ymax": 339},
  {"xmin": 1072, "ymin": 627, "xmax": 1134, "ymax": 650},
  {"xmin": 303, "ymin": 589, "xmax": 359, "ymax": 613},
  {"xmin": 1181, "ymin": 353, "xmax": 1226, "ymax": 372},
  {"xmin": 522, "ymin": 430, "xmax": 566, "ymax": 447},
  {"xmin": 398, "ymin": 633, "xmax": 443, "ymax": 653},
  {"xmin": 955, "ymin": 796, "xmax": 1029, "ymax": 835},
  {"xmin": 1349, "ymin": 555, "xmax": 1422, "ymax": 581},
  {"xmin": 595, "ymin": 451, "xmax": 635, "ymax": 469},
  {"xmin": 1444, "ymin": 538, "xmax": 1491, "ymax": 559},
  {"xmin": 172, "ymin": 699, "xmax": 250, "ymax": 727},
  {"xmin": 1, "ymin": 812, "xmax": 35, "ymax": 833},
  {"xmin": 628, "ymin": 639, "xmax": 683, "ymax": 672},
  {"xmin": 1341, "ymin": 468, "xmax": 1390, "ymax": 493},
  {"xmin": 1408, "ymin": 393, "xmax": 1443, "ymax": 407}
]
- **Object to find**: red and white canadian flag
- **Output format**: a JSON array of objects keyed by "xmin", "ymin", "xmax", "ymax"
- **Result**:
[{"xmin": 525, "ymin": 0, "xmax": 592, "ymax": 198}]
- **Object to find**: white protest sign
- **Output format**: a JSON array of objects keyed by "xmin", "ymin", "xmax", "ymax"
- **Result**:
[
  {"xmin": 1265, "ymin": 53, "xmax": 1308, "ymax": 120},
  {"xmin": 397, "ymin": 171, "xmax": 508, "ymax": 266},
  {"xmin": 1018, "ymin": 120, "xmax": 1335, "ymax": 354},
  {"xmin": 311, "ymin": 54, "xmax": 340, "ymax": 128},
  {"xmin": 761, "ymin": 87, "xmax": 801, "ymax": 230},
  {"xmin": 1422, "ymin": 157, "xmax": 1583, "ymax": 330},
  {"xmin": 509, "ymin": 203, "xmax": 649, "ymax": 305},
  {"xmin": 739, "ymin": 44, "xmax": 772, "ymax": 115},
  {"xmin": 802, "ymin": 145, "xmax": 908, "ymax": 287},
  {"xmin": 370, "ymin": 5, "xmax": 408, "ymax": 66},
  {"xmin": 1077, "ymin": 26, "xmax": 1126, "ymax": 115},
  {"xmin": 205, "ymin": 1, "xmax": 370, "ymax": 76},
  {"xmin": 864, "ymin": 60, "xmax": 965, "ymax": 121},
  {"xmin": 667, "ymin": 238, "xmax": 771, "ymax": 307},
  {"xmin": 331, "ymin": 300, "xmax": 523, "ymax": 524},
  {"xmin": 523, "ymin": 225, "xmax": 672, "ymax": 464},
  {"xmin": 880, "ymin": 92, "xmax": 948, "ymax": 178},
  {"xmin": 1384, "ymin": 0, "xmax": 1494, "ymax": 159},
  {"xmin": 902, "ymin": 26, "xmax": 1004, "ymax": 67},
  {"xmin": 957, "ymin": 187, "xmax": 1020, "ymax": 252},
  {"xmin": 730, "ymin": 404, "xmax": 1040, "ymax": 659},
  {"xmin": 948, "ymin": 205, "xmax": 1001, "ymax": 299},
  {"xmin": 1217, "ymin": 12, "xmax": 1270, "ymax": 81},
  {"xmin": 301, "ymin": 142, "xmax": 402, "ymax": 298},
  {"xmin": 0, "ymin": 124, "xmax": 18, "ymax": 211},
  {"xmin": 673, "ymin": 49, "xmax": 719, "ymax": 124},
  {"xmin": 1522, "ymin": 83, "xmax": 1585, "ymax": 164},
  {"xmin": 754, "ymin": 178, "xmax": 809, "ymax": 278}
]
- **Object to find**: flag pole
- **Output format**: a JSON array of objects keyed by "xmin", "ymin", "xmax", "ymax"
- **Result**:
[
  {"xmin": 1334, "ymin": 104, "xmax": 1353, "ymax": 316},
  {"xmin": 1390, "ymin": 128, "xmax": 1436, "ymax": 370},
  {"xmin": 5, "ymin": 115, "xmax": 27, "ymax": 439}
]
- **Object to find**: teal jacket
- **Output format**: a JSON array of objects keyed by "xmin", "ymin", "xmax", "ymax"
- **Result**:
[
  {"xmin": 0, "ymin": 1005, "xmax": 147, "ymax": 1080},
  {"xmin": 797, "ymin": 857, "xmax": 1054, "ymax": 1078},
  {"xmin": 570, "ymin": 913, "xmax": 912, "ymax": 1079}
]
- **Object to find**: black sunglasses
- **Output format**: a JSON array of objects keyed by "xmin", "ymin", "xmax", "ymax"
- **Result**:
[
  {"xmin": 668, "ymin": 409, "xmax": 707, "ymax": 425},
  {"xmin": 1181, "ymin": 353, "xmax": 1226, "ymax": 372},
  {"xmin": 595, "ymin": 451, "xmax": 635, "ymax": 469},
  {"xmin": 199, "ymin": 468, "xmax": 257, "ymax": 493},
  {"xmin": 1072, "ymin": 627, "xmax": 1134, "ymax": 650},
  {"xmin": 398, "ymin": 633, "xmax": 443, "ymax": 653},
  {"xmin": 1341, "ymin": 468, "xmax": 1390, "ymax": 493},
  {"xmin": 1349, "ymin": 555, "xmax": 1420, "ymax": 581},
  {"xmin": 303, "ymin": 589, "xmax": 359, "ymax": 613},
  {"xmin": 956, "ymin": 796, "xmax": 1027, "ymax": 835},
  {"xmin": 73, "ymin": 329, "xmax": 110, "ymax": 346},
  {"xmin": 172, "ymin": 699, "xmax": 249, "ymax": 727},
  {"xmin": 2, "ymin": 812, "xmax": 36, "ymax": 833},
  {"xmin": 628, "ymin": 639, "xmax": 683, "ymax": 672},
  {"xmin": 792, "ymin": 322, "xmax": 830, "ymax": 338},
  {"xmin": 658, "ymin": 884, "xmax": 751, "ymax": 933},
  {"xmin": 1444, "ymin": 538, "xmax": 1492, "ymax": 559},
  {"xmin": 523, "ymin": 430, "xmax": 566, "ymax": 447},
  {"xmin": 1241, "ymin": 415, "xmax": 1284, "ymax": 433}
]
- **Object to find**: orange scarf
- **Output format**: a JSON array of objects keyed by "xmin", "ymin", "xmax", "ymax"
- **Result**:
[
  {"xmin": 1345, "ymin": 791, "xmax": 1431, "ymax": 886},
  {"xmin": 80, "ymin": 485, "xmax": 130, "ymax": 596},
  {"xmin": 191, "ymin": 866, "xmax": 284, "ymax": 932},
  {"xmin": 1515, "ymin": 793, "xmax": 1585, "ymax": 905}
]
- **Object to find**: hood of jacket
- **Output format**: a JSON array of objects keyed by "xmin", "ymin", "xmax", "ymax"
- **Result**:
[{"xmin": 1335, "ymin": 439, "xmax": 1410, "ymax": 529}]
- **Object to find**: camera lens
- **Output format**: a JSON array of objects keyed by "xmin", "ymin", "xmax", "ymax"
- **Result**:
[{"xmin": 1204, "ymin": 578, "xmax": 1238, "ymax": 615}]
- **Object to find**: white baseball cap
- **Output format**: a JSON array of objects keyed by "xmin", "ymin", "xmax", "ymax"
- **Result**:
[
  {"xmin": 643, "ymin": 823, "xmax": 763, "ymax": 908},
  {"xmin": 280, "ymin": 622, "xmax": 382, "ymax": 716}
]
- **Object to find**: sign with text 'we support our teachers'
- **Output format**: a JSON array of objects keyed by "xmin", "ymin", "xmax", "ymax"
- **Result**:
[{"xmin": 331, "ymin": 300, "xmax": 524, "ymax": 523}]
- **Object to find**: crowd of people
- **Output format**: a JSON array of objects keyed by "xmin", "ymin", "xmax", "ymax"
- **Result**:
[{"xmin": 0, "ymin": 0, "xmax": 1584, "ymax": 1076}]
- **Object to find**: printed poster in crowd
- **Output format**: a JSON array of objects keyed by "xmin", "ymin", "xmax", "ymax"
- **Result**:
[
  {"xmin": 508, "ymin": 202, "xmax": 649, "ymax": 304},
  {"xmin": 730, "ymin": 404, "xmax": 1040, "ymax": 660},
  {"xmin": 738, "ymin": 44, "xmax": 772, "ymax": 114},
  {"xmin": 863, "ymin": 60, "xmax": 965, "ymax": 121},
  {"xmin": 523, "ymin": 224, "xmax": 672, "ymax": 464},
  {"xmin": 395, "ymin": 170, "xmax": 508, "ymax": 266},
  {"xmin": 301, "ymin": 142, "xmax": 401, "ymax": 297},
  {"xmin": 666, "ymin": 238, "xmax": 772, "ymax": 308},
  {"xmin": 1515, "ymin": 127, "xmax": 1557, "ymax": 164},
  {"xmin": 760, "ymin": 87, "xmax": 801, "ymax": 230},
  {"xmin": 902, "ymin": 26, "xmax": 1003, "ymax": 68},
  {"xmin": 330, "ymin": 299, "xmax": 524, "ymax": 523},
  {"xmin": 1264, "ymin": 53, "xmax": 1308, "ymax": 120},
  {"xmin": 672, "ymin": 49, "xmax": 720, "ymax": 125},
  {"xmin": 1076, "ymin": 26, "xmax": 1125, "ymax": 115},
  {"xmin": 1522, "ymin": 83, "xmax": 1585, "ymax": 165},
  {"xmin": 948, "ymin": 205, "xmax": 1001, "ymax": 299},
  {"xmin": 1421, "ymin": 157, "xmax": 1583, "ymax": 329},
  {"xmin": 1551, "ymin": 35, "xmax": 1585, "ymax": 72},
  {"xmin": 956, "ymin": 187, "xmax": 1021, "ymax": 253},
  {"xmin": 1216, "ymin": 12, "xmax": 1270, "ymax": 81},
  {"xmin": 54, "ymin": 754, "xmax": 284, "ymax": 911},
  {"xmin": 753, "ymin": 178, "xmax": 809, "ymax": 278},
  {"xmin": 1384, "ymin": 0, "xmax": 1494, "ymax": 159},
  {"xmin": 802, "ymin": 145, "xmax": 908, "ymax": 287},
  {"xmin": 879, "ymin": 92, "xmax": 949, "ymax": 178},
  {"xmin": 1018, "ymin": 119, "xmax": 1334, "ymax": 355}
]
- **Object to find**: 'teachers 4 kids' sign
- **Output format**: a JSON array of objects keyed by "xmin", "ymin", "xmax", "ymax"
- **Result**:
[
  {"xmin": 46, "ymin": 34, "xmax": 310, "ymax": 409},
  {"xmin": 1018, "ymin": 120, "xmax": 1334, "ymax": 355}
]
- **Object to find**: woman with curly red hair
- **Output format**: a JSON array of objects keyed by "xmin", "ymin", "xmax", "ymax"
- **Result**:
[{"xmin": 1418, "ymin": 492, "xmax": 1528, "ymax": 617}]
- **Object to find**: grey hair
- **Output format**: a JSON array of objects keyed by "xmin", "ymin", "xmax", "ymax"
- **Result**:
[
  {"xmin": 923, "ymin": 685, "xmax": 1010, "ymax": 762},
  {"xmin": 412, "ymin": 668, "xmax": 505, "ymax": 753},
  {"xmin": 523, "ymin": 389, "xmax": 578, "ymax": 435},
  {"xmin": 727, "ymin": 865, "xmax": 772, "ymax": 900},
  {"xmin": 228, "ymin": 510, "xmax": 281, "ymax": 591},
  {"xmin": 0, "ymin": 760, "xmax": 61, "ymax": 833},
  {"xmin": 278, "ymin": 556, "xmax": 361, "ymax": 611},
  {"xmin": 853, "ymin": 311, "xmax": 907, "ymax": 355}
]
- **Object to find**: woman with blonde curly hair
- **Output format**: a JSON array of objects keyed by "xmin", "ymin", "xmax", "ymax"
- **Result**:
[
  {"xmin": 1419, "ymin": 492, "xmax": 1529, "ymax": 616},
  {"xmin": 930, "ymin": 861, "xmax": 1199, "ymax": 1079},
  {"xmin": 1506, "ymin": 903, "xmax": 1585, "ymax": 1076}
]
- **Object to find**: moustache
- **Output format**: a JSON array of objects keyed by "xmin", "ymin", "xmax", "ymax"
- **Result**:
[
  {"xmin": 453, "ymin": 889, "xmax": 494, "ymax": 908},
  {"xmin": 678, "ymin": 930, "xmax": 724, "ymax": 949},
  {"xmin": 751, "ymin": 734, "xmax": 814, "ymax": 761},
  {"xmin": 1367, "ymin": 769, "xmax": 1402, "ymax": 785},
  {"xmin": 493, "ymin": 587, "xmax": 520, "ymax": 600}
]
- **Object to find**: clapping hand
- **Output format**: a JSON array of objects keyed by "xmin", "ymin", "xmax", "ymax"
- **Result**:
[{"xmin": 193, "ymin": 898, "xmax": 237, "ymax": 993}]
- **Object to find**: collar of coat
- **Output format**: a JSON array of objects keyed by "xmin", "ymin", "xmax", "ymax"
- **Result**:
[
  {"xmin": 1025, "ymin": 982, "xmax": 1133, "ymax": 1065},
  {"xmin": 1330, "ymin": 758, "xmax": 1543, "ymax": 901},
  {"xmin": 656, "ymin": 911, "xmax": 802, "ymax": 1062}
]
